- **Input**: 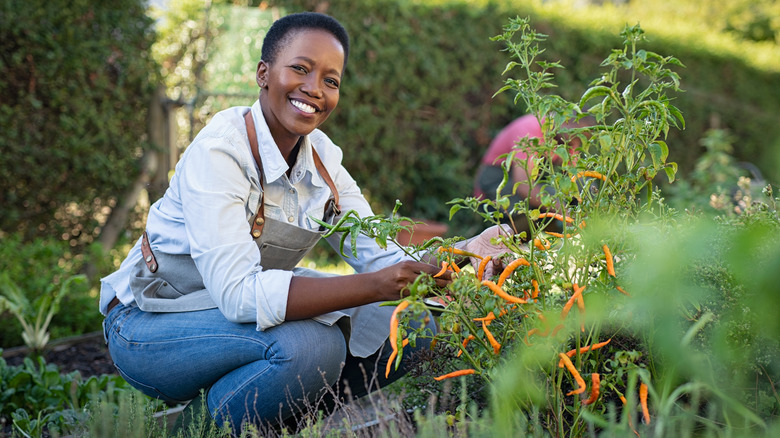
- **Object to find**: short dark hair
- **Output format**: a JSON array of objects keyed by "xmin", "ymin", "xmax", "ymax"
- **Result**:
[{"xmin": 261, "ymin": 12, "xmax": 350, "ymax": 68}]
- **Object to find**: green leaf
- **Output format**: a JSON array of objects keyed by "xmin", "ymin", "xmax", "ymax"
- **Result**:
[
  {"xmin": 449, "ymin": 204, "xmax": 464, "ymax": 220},
  {"xmin": 668, "ymin": 104, "xmax": 685, "ymax": 129},
  {"xmin": 664, "ymin": 163, "xmax": 678, "ymax": 183},
  {"xmin": 648, "ymin": 142, "xmax": 668, "ymax": 169},
  {"xmin": 350, "ymin": 223, "xmax": 360, "ymax": 258}
]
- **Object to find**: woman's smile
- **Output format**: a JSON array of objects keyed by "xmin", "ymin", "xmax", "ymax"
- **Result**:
[{"xmin": 290, "ymin": 98, "xmax": 318, "ymax": 114}]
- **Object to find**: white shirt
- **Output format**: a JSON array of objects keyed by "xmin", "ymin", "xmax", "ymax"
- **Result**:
[{"xmin": 99, "ymin": 101, "xmax": 410, "ymax": 330}]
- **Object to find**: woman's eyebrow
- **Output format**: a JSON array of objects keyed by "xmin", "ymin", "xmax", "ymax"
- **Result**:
[{"xmin": 292, "ymin": 56, "xmax": 342, "ymax": 77}]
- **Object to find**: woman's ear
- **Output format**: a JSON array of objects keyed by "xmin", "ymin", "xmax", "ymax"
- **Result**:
[{"xmin": 256, "ymin": 61, "xmax": 269, "ymax": 89}]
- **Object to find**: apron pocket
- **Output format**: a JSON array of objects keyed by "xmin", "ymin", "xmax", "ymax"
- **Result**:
[{"xmin": 259, "ymin": 242, "xmax": 310, "ymax": 271}]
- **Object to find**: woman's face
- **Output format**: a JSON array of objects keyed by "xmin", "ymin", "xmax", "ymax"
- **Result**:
[{"xmin": 257, "ymin": 29, "xmax": 344, "ymax": 148}]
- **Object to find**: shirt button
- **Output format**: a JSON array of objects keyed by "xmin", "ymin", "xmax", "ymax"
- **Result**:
[
  {"xmin": 288, "ymin": 216, "xmax": 294, "ymax": 222},
  {"xmin": 289, "ymin": 188, "xmax": 295, "ymax": 194}
]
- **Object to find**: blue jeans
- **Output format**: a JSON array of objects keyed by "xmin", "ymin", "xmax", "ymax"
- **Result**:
[{"xmin": 103, "ymin": 303, "xmax": 435, "ymax": 429}]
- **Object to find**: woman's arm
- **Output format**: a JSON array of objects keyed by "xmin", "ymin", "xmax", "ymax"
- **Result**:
[{"xmin": 285, "ymin": 260, "xmax": 450, "ymax": 320}]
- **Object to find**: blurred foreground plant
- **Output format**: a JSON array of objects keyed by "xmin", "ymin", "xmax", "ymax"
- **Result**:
[{"xmin": 0, "ymin": 273, "xmax": 86, "ymax": 355}]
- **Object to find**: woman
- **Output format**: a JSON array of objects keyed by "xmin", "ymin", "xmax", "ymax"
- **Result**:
[{"xmin": 101, "ymin": 12, "xmax": 506, "ymax": 432}]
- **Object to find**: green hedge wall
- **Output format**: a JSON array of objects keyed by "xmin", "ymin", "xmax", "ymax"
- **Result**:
[
  {"xmin": 0, "ymin": 0, "xmax": 158, "ymax": 242},
  {"xmin": 263, "ymin": 0, "xmax": 780, "ymax": 234}
]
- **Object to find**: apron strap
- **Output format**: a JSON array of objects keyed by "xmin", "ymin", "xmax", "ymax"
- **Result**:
[
  {"xmin": 312, "ymin": 146, "xmax": 341, "ymax": 218},
  {"xmin": 245, "ymin": 111, "xmax": 267, "ymax": 238},
  {"xmin": 244, "ymin": 111, "xmax": 340, "ymax": 238},
  {"xmin": 141, "ymin": 230, "xmax": 158, "ymax": 272}
]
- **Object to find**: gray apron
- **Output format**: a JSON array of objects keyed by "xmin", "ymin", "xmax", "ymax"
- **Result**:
[{"xmin": 128, "ymin": 110, "xmax": 394, "ymax": 357}]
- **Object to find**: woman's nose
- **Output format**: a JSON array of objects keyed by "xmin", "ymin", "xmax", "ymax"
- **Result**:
[{"xmin": 300, "ymin": 77, "xmax": 323, "ymax": 98}]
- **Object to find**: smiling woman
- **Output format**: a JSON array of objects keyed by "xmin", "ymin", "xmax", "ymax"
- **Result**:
[
  {"xmin": 95, "ymin": 10, "xmax": 516, "ymax": 434},
  {"xmin": 99, "ymin": 10, "xmax": 510, "ymax": 433}
]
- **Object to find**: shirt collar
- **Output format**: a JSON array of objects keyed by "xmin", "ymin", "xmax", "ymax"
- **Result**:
[{"xmin": 249, "ymin": 101, "xmax": 327, "ymax": 188}]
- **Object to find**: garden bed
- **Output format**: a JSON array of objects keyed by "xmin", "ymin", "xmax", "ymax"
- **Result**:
[{"xmin": 2, "ymin": 331, "xmax": 115, "ymax": 378}]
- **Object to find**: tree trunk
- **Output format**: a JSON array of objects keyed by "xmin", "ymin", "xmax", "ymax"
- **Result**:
[{"xmin": 81, "ymin": 86, "xmax": 166, "ymax": 280}]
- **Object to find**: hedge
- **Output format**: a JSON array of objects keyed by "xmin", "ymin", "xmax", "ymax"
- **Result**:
[{"xmin": 0, "ymin": 0, "xmax": 158, "ymax": 242}]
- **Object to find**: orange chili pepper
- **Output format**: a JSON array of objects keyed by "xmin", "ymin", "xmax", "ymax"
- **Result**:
[
  {"xmin": 457, "ymin": 334, "xmax": 476, "ymax": 357},
  {"xmin": 558, "ymin": 339, "xmax": 612, "ymax": 367},
  {"xmin": 433, "ymin": 261, "xmax": 449, "ymax": 278},
  {"xmin": 531, "ymin": 279, "xmax": 540, "ymax": 299},
  {"xmin": 640, "ymin": 383, "xmax": 650, "ymax": 424},
  {"xmin": 473, "ymin": 306, "xmax": 517, "ymax": 325},
  {"xmin": 571, "ymin": 170, "xmax": 607, "ymax": 182},
  {"xmin": 533, "ymin": 237, "xmax": 551, "ymax": 251},
  {"xmin": 388, "ymin": 300, "xmax": 410, "ymax": 364},
  {"xmin": 483, "ymin": 280, "xmax": 527, "ymax": 304},
  {"xmin": 616, "ymin": 285, "xmax": 630, "ymax": 296},
  {"xmin": 476, "ymin": 255, "xmax": 491, "ymax": 280},
  {"xmin": 575, "ymin": 286, "xmax": 586, "ymax": 332},
  {"xmin": 560, "ymin": 284, "xmax": 585, "ymax": 320},
  {"xmin": 437, "ymin": 246, "xmax": 483, "ymax": 259},
  {"xmin": 558, "ymin": 353, "xmax": 587, "ymax": 395},
  {"xmin": 385, "ymin": 338, "xmax": 409, "ymax": 378},
  {"xmin": 603, "ymin": 244, "xmax": 616, "ymax": 277},
  {"xmin": 538, "ymin": 212, "xmax": 574, "ymax": 224},
  {"xmin": 434, "ymin": 369, "xmax": 476, "ymax": 381},
  {"xmin": 545, "ymin": 231, "xmax": 577, "ymax": 239},
  {"xmin": 496, "ymin": 258, "xmax": 531, "ymax": 287},
  {"xmin": 537, "ymin": 212, "xmax": 586, "ymax": 229},
  {"xmin": 482, "ymin": 323, "xmax": 501, "ymax": 355},
  {"xmin": 583, "ymin": 373, "xmax": 601, "ymax": 405},
  {"xmin": 473, "ymin": 312, "xmax": 497, "ymax": 323}
]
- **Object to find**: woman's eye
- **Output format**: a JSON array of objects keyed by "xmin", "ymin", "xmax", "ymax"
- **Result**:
[
  {"xmin": 325, "ymin": 78, "xmax": 340, "ymax": 88},
  {"xmin": 291, "ymin": 65, "xmax": 307, "ymax": 74}
]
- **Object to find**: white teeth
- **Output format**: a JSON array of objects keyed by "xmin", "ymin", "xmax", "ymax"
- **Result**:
[{"xmin": 291, "ymin": 100, "xmax": 316, "ymax": 114}]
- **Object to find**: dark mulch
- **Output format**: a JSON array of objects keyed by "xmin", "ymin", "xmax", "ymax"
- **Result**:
[{"xmin": 2, "ymin": 332, "xmax": 117, "ymax": 378}]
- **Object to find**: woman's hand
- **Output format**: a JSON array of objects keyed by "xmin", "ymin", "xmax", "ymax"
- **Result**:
[
  {"xmin": 373, "ymin": 260, "xmax": 452, "ymax": 301},
  {"xmin": 457, "ymin": 224, "xmax": 515, "ymax": 280}
]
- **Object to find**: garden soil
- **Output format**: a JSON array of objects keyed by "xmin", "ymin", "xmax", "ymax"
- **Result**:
[{"xmin": 2, "ymin": 331, "xmax": 116, "ymax": 378}]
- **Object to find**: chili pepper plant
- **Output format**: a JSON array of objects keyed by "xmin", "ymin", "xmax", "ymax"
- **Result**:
[{"xmin": 320, "ymin": 18, "xmax": 778, "ymax": 437}]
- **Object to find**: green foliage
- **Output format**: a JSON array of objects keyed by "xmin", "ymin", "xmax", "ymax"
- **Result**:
[
  {"xmin": 0, "ymin": 234, "xmax": 103, "ymax": 349},
  {"xmin": 529, "ymin": 0, "xmax": 780, "ymax": 185},
  {"xmin": 314, "ymin": 200, "xmax": 419, "ymax": 260},
  {"xmin": 0, "ymin": 0, "xmax": 158, "ymax": 244},
  {"xmin": 667, "ymin": 128, "xmax": 770, "ymax": 215},
  {"xmin": 0, "ymin": 354, "xmax": 147, "ymax": 437}
]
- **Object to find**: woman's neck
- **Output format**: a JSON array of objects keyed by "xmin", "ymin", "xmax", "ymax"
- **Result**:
[{"xmin": 285, "ymin": 138, "xmax": 302, "ymax": 170}]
